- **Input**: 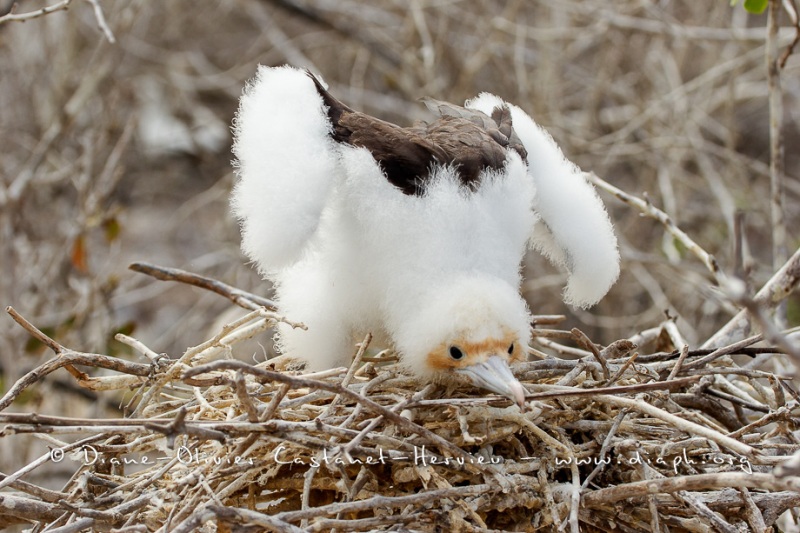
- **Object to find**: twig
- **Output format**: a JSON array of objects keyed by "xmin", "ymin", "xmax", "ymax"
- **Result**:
[
  {"xmin": 571, "ymin": 328, "xmax": 610, "ymax": 379},
  {"xmin": 0, "ymin": 346, "xmax": 155, "ymax": 412},
  {"xmin": 208, "ymin": 504, "xmax": 305, "ymax": 532},
  {"xmin": 265, "ymin": 0, "xmax": 401, "ymax": 68},
  {"xmin": 531, "ymin": 315, "xmax": 567, "ymax": 327},
  {"xmin": 234, "ymin": 371, "xmax": 259, "ymax": 423},
  {"xmin": 85, "ymin": 0, "xmax": 115, "ymax": 43},
  {"xmin": 582, "ymin": 473, "xmax": 800, "ymax": 506},
  {"xmin": 581, "ymin": 409, "xmax": 629, "ymax": 489},
  {"xmin": 779, "ymin": 0, "xmax": 800, "ymax": 67},
  {"xmin": 530, "ymin": 328, "xmax": 575, "ymax": 340},
  {"xmin": 0, "ymin": 0, "xmax": 72, "ymax": 24},
  {"xmin": 275, "ymin": 484, "xmax": 496, "ymax": 522},
  {"xmin": 115, "ymin": 333, "xmax": 168, "ymax": 367},
  {"xmin": 320, "ymin": 333, "xmax": 372, "ymax": 418},
  {"xmin": 128, "ymin": 262, "xmax": 277, "ymax": 311},
  {"xmin": 586, "ymin": 172, "xmax": 727, "ymax": 286},
  {"xmin": 408, "ymin": 376, "xmax": 702, "ymax": 407},
  {"xmin": 600, "ymin": 339, "xmax": 637, "ymax": 362},
  {"xmin": 667, "ymin": 344, "xmax": 690, "ymax": 381},
  {"xmin": 343, "ymin": 384, "xmax": 435, "ymax": 458},
  {"xmin": 729, "ymin": 287, "xmax": 800, "ymax": 368},
  {"xmin": 767, "ymin": 0, "xmax": 788, "ymax": 329},
  {"xmin": 704, "ymin": 246, "xmax": 800, "ymax": 348},
  {"xmin": 567, "ymin": 460, "xmax": 580, "ymax": 533},
  {"xmin": 663, "ymin": 319, "xmax": 689, "ymax": 350},
  {"xmin": 673, "ymin": 489, "xmax": 739, "ymax": 533},
  {"xmin": 739, "ymin": 486, "xmax": 769, "ymax": 533},
  {"xmin": 131, "ymin": 307, "xmax": 290, "ymax": 417},
  {"xmin": 5, "ymin": 306, "xmax": 63, "ymax": 354},
  {"xmin": 143, "ymin": 407, "xmax": 227, "ymax": 446},
  {"xmin": 704, "ymin": 387, "xmax": 771, "ymax": 413},
  {"xmin": 0, "ymin": 433, "xmax": 105, "ymax": 492},
  {"xmin": 605, "ymin": 351, "xmax": 638, "ymax": 386},
  {"xmin": 596, "ymin": 394, "xmax": 755, "ymax": 457},
  {"xmin": 0, "ymin": 493, "xmax": 65, "ymax": 523},
  {"xmin": 685, "ymin": 334, "xmax": 764, "ymax": 371},
  {"xmin": 0, "ymin": 474, "xmax": 67, "ymax": 503}
]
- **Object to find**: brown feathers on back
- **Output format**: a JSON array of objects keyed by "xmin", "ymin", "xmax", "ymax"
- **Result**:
[{"xmin": 308, "ymin": 72, "xmax": 527, "ymax": 196}]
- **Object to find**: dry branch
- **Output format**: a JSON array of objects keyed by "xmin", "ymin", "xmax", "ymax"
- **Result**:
[
  {"xmin": 586, "ymin": 172, "xmax": 727, "ymax": 286},
  {"xmin": 0, "ymin": 0, "xmax": 72, "ymax": 24},
  {"xmin": 129, "ymin": 262, "xmax": 277, "ymax": 311},
  {"xmin": 704, "ymin": 246, "xmax": 800, "ymax": 348}
]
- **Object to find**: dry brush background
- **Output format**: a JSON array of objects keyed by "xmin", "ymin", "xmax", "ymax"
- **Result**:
[{"xmin": 1, "ymin": 0, "xmax": 800, "ymax": 531}]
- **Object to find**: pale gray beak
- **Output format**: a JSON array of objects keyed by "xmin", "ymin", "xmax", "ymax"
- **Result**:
[{"xmin": 457, "ymin": 355, "xmax": 526, "ymax": 407}]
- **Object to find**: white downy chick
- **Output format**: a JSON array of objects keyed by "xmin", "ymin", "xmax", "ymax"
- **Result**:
[{"xmin": 232, "ymin": 65, "xmax": 620, "ymax": 406}]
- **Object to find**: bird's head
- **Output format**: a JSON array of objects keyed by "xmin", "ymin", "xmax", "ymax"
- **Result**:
[
  {"xmin": 425, "ymin": 330, "xmax": 527, "ymax": 407},
  {"xmin": 394, "ymin": 274, "xmax": 531, "ymax": 407}
]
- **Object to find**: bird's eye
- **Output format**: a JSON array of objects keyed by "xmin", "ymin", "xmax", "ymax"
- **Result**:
[
  {"xmin": 449, "ymin": 346, "xmax": 464, "ymax": 360},
  {"xmin": 508, "ymin": 343, "xmax": 515, "ymax": 354}
]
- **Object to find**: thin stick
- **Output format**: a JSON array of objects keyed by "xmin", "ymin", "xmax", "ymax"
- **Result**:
[
  {"xmin": 531, "ymin": 315, "xmax": 567, "ymax": 327},
  {"xmin": 115, "ymin": 333, "xmax": 168, "ymax": 366},
  {"xmin": 0, "ymin": 433, "xmax": 104, "ymax": 492},
  {"xmin": 208, "ymin": 505, "xmax": 306, "ymax": 532},
  {"xmin": 5, "ymin": 306, "xmax": 61, "ymax": 353},
  {"xmin": 582, "ymin": 472, "xmax": 799, "ymax": 506},
  {"xmin": 733, "ymin": 291, "xmax": 800, "ymax": 367},
  {"xmin": 704, "ymin": 246, "xmax": 800, "ymax": 348},
  {"xmin": 572, "ymin": 328, "xmax": 610, "ymax": 379},
  {"xmin": 0, "ymin": 348, "xmax": 154, "ymax": 412},
  {"xmin": 407, "ymin": 376, "xmax": 701, "ymax": 407},
  {"xmin": 85, "ymin": 0, "xmax": 115, "ymax": 43},
  {"xmin": 129, "ymin": 262, "xmax": 277, "ymax": 311},
  {"xmin": 596, "ymin": 394, "xmax": 755, "ymax": 457},
  {"xmin": 0, "ymin": 0, "xmax": 72, "ymax": 24},
  {"xmin": 667, "ymin": 345, "xmax": 690, "ymax": 381},
  {"xmin": 767, "ymin": 0, "xmax": 787, "ymax": 280},
  {"xmin": 685, "ymin": 334, "xmax": 764, "ymax": 371},
  {"xmin": 606, "ymin": 351, "xmax": 639, "ymax": 386},
  {"xmin": 234, "ymin": 372, "xmax": 259, "ymax": 423},
  {"xmin": 586, "ymin": 172, "xmax": 726, "ymax": 286},
  {"xmin": 581, "ymin": 409, "xmax": 629, "ymax": 489},
  {"xmin": 275, "ymin": 484, "xmax": 496, "ymax": 522}
]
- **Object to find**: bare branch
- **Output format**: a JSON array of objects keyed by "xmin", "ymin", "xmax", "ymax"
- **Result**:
[
  {"xmin": 586, "ymin": 173, "xmax": 727, "ymax": 286},
  {"xmin": 704, "ymin": 247, "xmax": 800, "ymax": 348},
  {"xmin": 0, "ymin": 0, "xmax": 72, "ymax": 24},
  {"xmin": 128, "ymin": 262, "xmax": 276, "ymax": 311}
]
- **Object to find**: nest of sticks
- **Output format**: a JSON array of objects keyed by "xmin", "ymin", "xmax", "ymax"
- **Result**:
[{"xmin": 2, "ymin": 260, "xmax": 800, "ymax": 533}]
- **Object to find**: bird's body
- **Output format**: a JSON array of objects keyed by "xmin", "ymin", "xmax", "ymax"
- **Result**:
[{"xmin": 232, "ymin": 65, "xmax": 619, "ymax": 404}]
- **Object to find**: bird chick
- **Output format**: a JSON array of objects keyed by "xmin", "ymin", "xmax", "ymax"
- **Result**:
[{"xmin": 231, "ymin": 65, "xmax": 620, "ymax": 406}]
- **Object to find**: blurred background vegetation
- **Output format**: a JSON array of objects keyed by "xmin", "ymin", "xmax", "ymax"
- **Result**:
[{"xmin": 1, "ymin": 0, "xmax": 798, "ymax": 479}]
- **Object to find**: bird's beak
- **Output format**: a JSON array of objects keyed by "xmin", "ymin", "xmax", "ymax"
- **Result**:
[{"xmin": 457, "ymin": 355, "xmax": 527, "ymax": 407}]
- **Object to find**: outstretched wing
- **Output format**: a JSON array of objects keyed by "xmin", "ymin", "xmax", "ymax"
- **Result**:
[
  {"xmin": 309, "ymin": 73, "xmax": 445, "ymax": 196},
  {"xmin": 231, "ymin": 65, "xmax": 339, "ymax": 273},
  {"xmin": 467, "ymin": 93, "xmax": 620, "ymax": 308},
  {"xmin": 311, "ymin": 74, "xmax": 525, "ymax": 195},
  {"xmin": 421, "ymin": 97, "xmax": 527, "ymax": 162}
]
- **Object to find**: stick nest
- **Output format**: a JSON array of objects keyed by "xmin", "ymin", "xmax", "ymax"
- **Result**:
[{"xmin": 2, "ymin": 301, "xmax": 800, "ymax": 532}]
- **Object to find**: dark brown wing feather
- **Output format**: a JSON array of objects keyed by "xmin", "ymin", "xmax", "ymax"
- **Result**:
[
  {"xmin": 308, "ymin": 71, "xmax": 526, "ymax": 196},
  {"xmin": 490, "ymin": 105, "xmax": 527, "ymax": 160}
]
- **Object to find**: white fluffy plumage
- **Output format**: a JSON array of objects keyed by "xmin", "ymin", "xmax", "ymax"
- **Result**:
[
  {"xmin": 466, "ymin": 93, "xmax": 620, "ymax": 307},
  {"xmin": 232, "ymin": 65, "xmax": 619, "ymax": 402}
]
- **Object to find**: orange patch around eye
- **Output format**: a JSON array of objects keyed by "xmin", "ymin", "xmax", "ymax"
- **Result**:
[{"xmin": 426, "ymin": 332, "xmax": 521, "ymax": 371}]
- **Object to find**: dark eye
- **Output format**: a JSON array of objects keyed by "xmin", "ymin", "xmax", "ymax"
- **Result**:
[
  {"xmin": 508, "ymin": 343, "xmax": 515, "ymax": 355},
  {"xmin": 449, "ymin": 346, "xmax": 464, "ymax": 360}
]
